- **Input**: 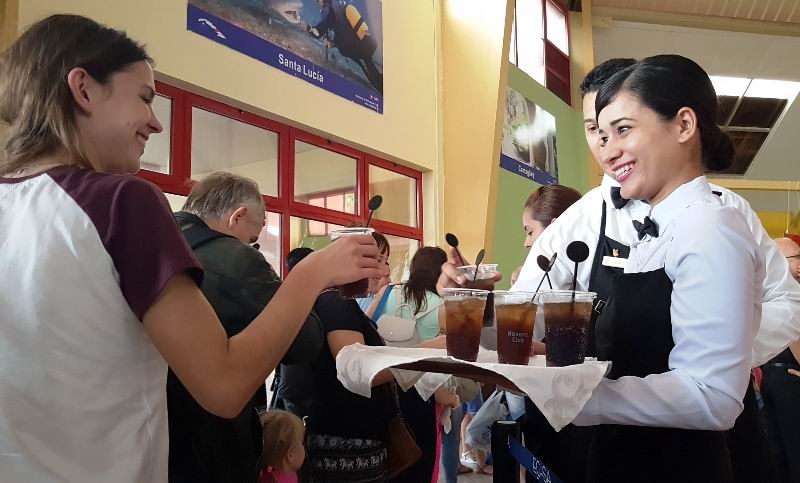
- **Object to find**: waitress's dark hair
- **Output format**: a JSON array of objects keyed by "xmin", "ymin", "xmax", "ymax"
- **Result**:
[
  {"xmin": 402, "ymin": 247, "xmax": 448, "ymax": 315},
  {"xmin": 595, "ymin": 54, "xmax": 734, "ymax": 172}
]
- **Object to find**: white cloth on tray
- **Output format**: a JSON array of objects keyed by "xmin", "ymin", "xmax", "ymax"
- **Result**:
[{"xmin": 336, "ymin": 344, "xmax": 610, "ymax": 431}]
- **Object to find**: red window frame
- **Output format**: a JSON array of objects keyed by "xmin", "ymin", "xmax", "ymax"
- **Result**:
[
  {"xmin": 508, "ymin": 0, "xmax": 571, "ymax": 105},
  {"xmin": 139, "ymin": 81, "xmax": 424, "ymax": 276},
  {"xmin": 543, "ymin": 0, "xmax": 571, "ymax": 105}
]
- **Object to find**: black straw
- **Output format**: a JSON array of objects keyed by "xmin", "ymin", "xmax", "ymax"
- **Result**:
[
  {"xmin": 365, "ymin": 195, "xmax": 383, "ymax": 228},
  {"xmin": 471, "ymin": 249, "xmax": 485, "ymax": 283},
  {"xmin": 566, "ymin": 241, "xmax": 590, "ymax": 302},
  {"xmin": 532, "ymin": 253, "xmax": 557, "ymax": 302},
  {"xmin": 445, "ymin": 233, "xmax": 468, "ymax": 266}
]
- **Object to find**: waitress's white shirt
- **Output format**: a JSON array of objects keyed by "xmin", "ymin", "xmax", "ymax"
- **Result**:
[
  {"xmin": 514, "ymin": 175, "xmax": 800, "ymax": 367},
  {"xmin": 566, "ymin": 176, "xmax": 764, "ymax": 430}
]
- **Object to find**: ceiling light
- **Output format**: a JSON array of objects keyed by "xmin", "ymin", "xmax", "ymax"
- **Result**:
[
  {"xmin": 745, "ymin": 79, "xmax": 800, "ymax": 100},
  {"xmin": 710, "ymin": 76, "xmax": 750, "ymax": 97}
]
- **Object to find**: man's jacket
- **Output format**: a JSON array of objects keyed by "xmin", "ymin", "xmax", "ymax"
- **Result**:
[{"xmin": 167, "ymin": 211, "xmax": 323, "ymax": 483}]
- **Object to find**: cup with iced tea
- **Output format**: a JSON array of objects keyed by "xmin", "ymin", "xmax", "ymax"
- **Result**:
[
  {"xmin": 329, "ymin": 227, "xmax": 375, "ymax": 299},
  {"xmin": 443, "ymin": 288, "xmax": 490, "ymax": 362},
  {"xmin": 540, "ymin": 290, "xmax": 596, "ymax": 367},
  {"xmin": 494, "ymin": 291, "xmax": 537, "ymax": 365}
]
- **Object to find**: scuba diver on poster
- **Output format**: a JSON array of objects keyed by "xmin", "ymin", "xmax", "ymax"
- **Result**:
[{"xmin": 300, "ymin": 0, "xmax": 383, "ymax": 94}]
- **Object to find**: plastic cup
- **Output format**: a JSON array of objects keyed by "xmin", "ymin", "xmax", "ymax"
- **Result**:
[
  {"xmin": 540, "ymin": 290, "xmax": 597, "ymax": 367},
  {"xmin": 456, "ymin": 264, "xmax": 499, "ymax": 281},
  {"xmin": 494, "ymin": 291, "xmax": 537, "ymax": 365},
  {"xmin": 443, "ymin": 288, "xmax": 490, "ymax": 362},
  {"xmin": 329, "ymin": 227, "xmax": 374, "ymax": 299}
]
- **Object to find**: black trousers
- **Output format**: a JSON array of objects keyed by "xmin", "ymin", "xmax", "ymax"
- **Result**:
[
  {"xmin": 762, "ymin": 363, "xmax": 800, "ymax": 483},
  {"xmin": 522, "ymin": 380, "xmax": 777, "ymax": 483}
]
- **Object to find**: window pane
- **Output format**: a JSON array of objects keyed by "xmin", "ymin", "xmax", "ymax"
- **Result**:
[
  {"xmin": 368, "ymin": 165, "xmax": 418, "ymax": 227},
  {"xmin": 191, "ymin": 107, "xmax": 279, "ymax": 197},
  {"xmin": 164, "ymin": 193, "xmax": 187, "ymax": 212},
  {"xmin": 294, "ymin": 141, "xmax": 358, "ymax": 214},
  {"xmin": 141, "ymin": 95, "xmax": 172, "ymax": 174},
  {"xmin": 290, "ymin": 216, "xmax": 346, "ymax": 251},
  {"xmin": 385, "ymin": 235, "xmax": 420, "ymax": 283},
  {"xmin": 546, "ymin": 0, "xmax": 569, "ymax": 55},
  {"xmin": 256, "ymin": 211, "xmax": 282, "ymax": 273},
  {"xmin": 328, "ymin": 194, "xmax": 345, "ymax": 212},
  {"xmin": 517, "ymin": 0, "xmax": 545, "ymax": 84}
]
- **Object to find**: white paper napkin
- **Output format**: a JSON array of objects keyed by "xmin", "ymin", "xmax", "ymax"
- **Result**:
[{"xmin": 336, "ymin": 344, "xmax": 611, "ymax": 431}]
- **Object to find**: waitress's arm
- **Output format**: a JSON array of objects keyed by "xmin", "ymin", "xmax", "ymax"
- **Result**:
[
  {"xmin": 721, "ymin": 191, "xmax": 800, "ymax": 367},
  {"xmin": 573, "ymin": 207, "xmax": 762, "ymax": 431}
]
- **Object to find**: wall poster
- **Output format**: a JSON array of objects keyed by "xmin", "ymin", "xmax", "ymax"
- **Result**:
[{"xmin": 188, "ymin": 0, "xmax": 384, "ymax": 113}]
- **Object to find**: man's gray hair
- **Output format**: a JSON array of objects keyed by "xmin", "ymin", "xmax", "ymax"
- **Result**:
[{"xmin": 182, "ymin": 171, "xmax": 263, "ymax": 219}]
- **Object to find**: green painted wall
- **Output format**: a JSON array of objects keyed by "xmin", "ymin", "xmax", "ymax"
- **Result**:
[{"xmin": 491, "ymin": 65, "xmax": 590, "ymax": 289}]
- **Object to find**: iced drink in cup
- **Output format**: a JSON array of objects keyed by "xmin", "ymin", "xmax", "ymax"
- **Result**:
[
  {"xmin": 494, "ymin": 291, "xmax": 537, "ymax": 365},
  {"xmin": 443, "ymin": 288, "xmax": 489, "ymax": 362},
  {"xmin": 329, "ymin": 227, "xmax": 375, "ymax": 299},
  {"xmin": 540, "ymin": 290, "xmax": 596, "ymax": 367}
]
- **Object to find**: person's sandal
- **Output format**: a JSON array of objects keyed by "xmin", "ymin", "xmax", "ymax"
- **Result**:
[
  {"xmin": 477, "ymin": 465, "xmax": 493, "ymax": 475},
  {"xmin": 458, "ymin": 463, "xmax": 473, "ymax": 475}
]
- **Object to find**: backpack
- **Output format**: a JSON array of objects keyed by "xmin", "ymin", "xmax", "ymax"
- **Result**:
[{"xmin": 376, "ymin": 286, "xmax": 443, "ymax": 348}]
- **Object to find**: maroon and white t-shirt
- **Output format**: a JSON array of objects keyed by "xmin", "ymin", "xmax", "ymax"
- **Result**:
[{"xmin": 0, "ymin": 167, "xmax": 201, "ymax": 482}]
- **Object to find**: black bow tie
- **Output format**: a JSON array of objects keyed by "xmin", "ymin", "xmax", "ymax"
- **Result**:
[
  {"xmin": 632, "ymin": 216, "xmax": 659, "ymax": 240},
  {"xmin": 610, "ymin": 187, "xmax": 629, "ymax": 209}
]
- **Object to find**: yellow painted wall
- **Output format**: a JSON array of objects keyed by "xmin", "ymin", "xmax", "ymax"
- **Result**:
[
  {"xmin": 757, "ymin": 211, "xmax": 800, "ymax": 239},
  {"xmin": 1, "ymin": 0, "xmax": 18, "ymax": 48},
  {"xmin": 441, "ymin": 0, "xmax": 512, "ymax": 260}
]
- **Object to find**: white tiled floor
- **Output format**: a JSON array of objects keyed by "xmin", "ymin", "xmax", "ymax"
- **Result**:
[{"xmin": 437, "ymin": 464, "xmax": 493, "ymax": 483}]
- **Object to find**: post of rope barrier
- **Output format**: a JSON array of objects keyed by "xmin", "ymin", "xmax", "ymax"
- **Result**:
[{"xmin": 491, "ymin": 419, "xmax": 520, "ymax": 483}]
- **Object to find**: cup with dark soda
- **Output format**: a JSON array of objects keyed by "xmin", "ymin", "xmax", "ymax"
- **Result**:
[
  {"xmin": 443, "ymin": 288, "xmax": 490, "ymax": 362},
  {"xmin": 493, "ymin": 291, "xmax": 537, "ymax": 365},
  {"xmin": 540, "ymin": 290, "xmax": 596, "ymax": 367},
  {"xmin": 329, "ymin": 227, "xmax": 375, "ymax": 299}
]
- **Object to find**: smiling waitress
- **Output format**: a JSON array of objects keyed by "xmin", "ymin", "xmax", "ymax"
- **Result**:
[{"xmin": 557, "ymin": 55, "xmax": 764, "ymax": 482}]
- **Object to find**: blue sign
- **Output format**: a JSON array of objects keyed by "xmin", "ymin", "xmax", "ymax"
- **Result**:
[
  {"xmin": 500, "ymin": 86, "xmax": 558, "ymax": 184},
  {"xmin": 509, "ymin": 436, "xmax": 564, "ymax": 483},
  {"xmin": 500, "ymin": 153, "xmax": 558, "ymax": 185},
  {"xmin": 187, "ymin": 1, "xmax": 383, "ymax": 113}
]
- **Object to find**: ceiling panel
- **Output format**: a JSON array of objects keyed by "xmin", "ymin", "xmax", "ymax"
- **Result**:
[{"xmin": 593, "ymin": 0, "xmax": 800, "ymax": 23}]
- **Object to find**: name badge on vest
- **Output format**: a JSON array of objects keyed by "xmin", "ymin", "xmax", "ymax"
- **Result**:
[{"xmin": 602, "ymin": 256, "xmax": 627, "ymax": 269}]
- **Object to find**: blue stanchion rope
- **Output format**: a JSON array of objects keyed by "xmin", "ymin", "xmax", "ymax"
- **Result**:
[{"xmin": 508, "ymin": 436, "xmax": 564, "ymax": 483}]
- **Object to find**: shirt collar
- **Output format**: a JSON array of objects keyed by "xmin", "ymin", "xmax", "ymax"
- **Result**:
[
  {"xmin": 600, "ymin": 174, "xmax": 621, "ymax": 205},
  {"xmin": 648, "ymin": 175, "xmax": 712, "ymax": 230}
]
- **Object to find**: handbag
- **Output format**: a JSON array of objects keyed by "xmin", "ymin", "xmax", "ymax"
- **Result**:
[
  {"xmin": 384, "ymin": 383, "xmax": 423, "ymax": 478},
  {"xmin": 376, "ymin": 288, "xmax": 443, "ymax": 347}
]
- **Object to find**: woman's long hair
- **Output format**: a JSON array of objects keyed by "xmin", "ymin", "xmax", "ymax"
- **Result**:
[{"xmin": 402, "ymin": 247, "xmax": 447, "ymax": 315}]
